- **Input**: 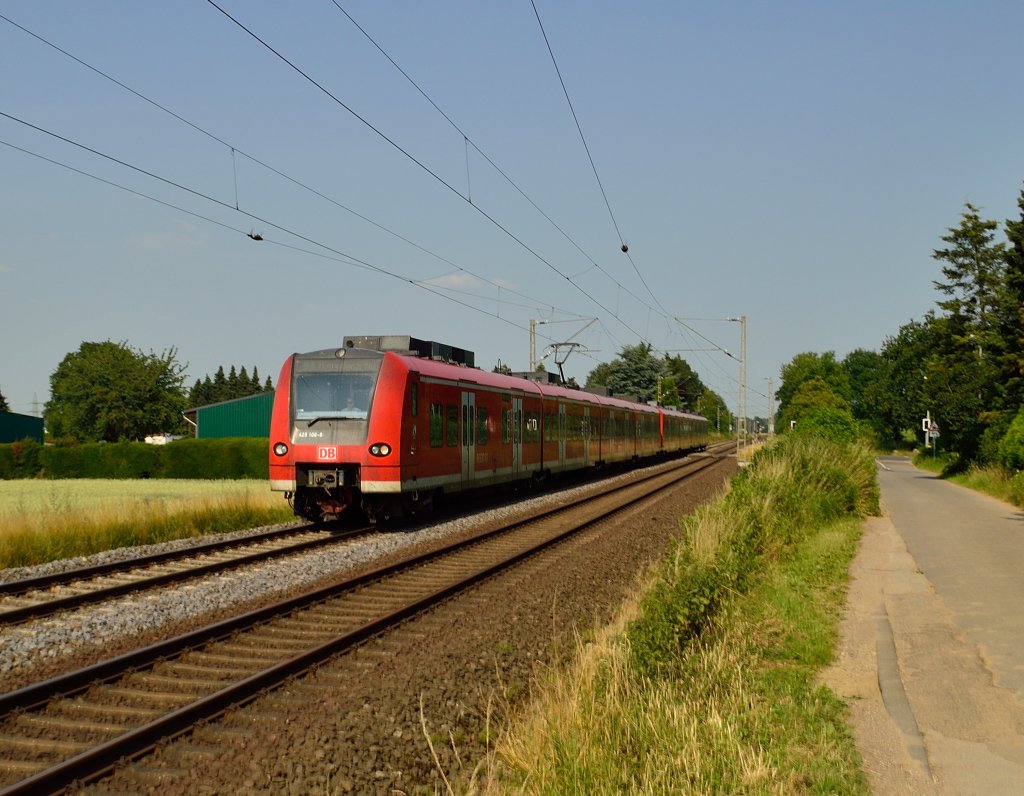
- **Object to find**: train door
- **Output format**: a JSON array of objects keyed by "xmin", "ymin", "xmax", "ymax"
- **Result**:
[
  {"xmin": 558, "ymin": 403, "xmax": 566, "ymax": 469},
  {"xmin": 512, "ymin": 395, "xmax": 523, "ymax": 477},
  {"xmin": 461, "ymin": 391, "xmax": 476, "ymax": 487},
  {"xmin": 583, "ymin": 406, "xmax": 592, "ymax": 466}
]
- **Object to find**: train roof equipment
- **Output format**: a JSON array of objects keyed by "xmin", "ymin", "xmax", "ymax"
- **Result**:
[{"xmin": 341, "ymin": 336, "xmax": 474, "ymax": 367}]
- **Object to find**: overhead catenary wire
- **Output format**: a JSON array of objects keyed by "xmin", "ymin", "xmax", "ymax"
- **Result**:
[
  {"xmin": 4, "ymin": 131, "xmax": 733, "ymax": 406},
  {"xmin": 203, "ymin": 0, "xmax": 648, "ymax": 346},
  {"xmin": 0, "ymin": 14, "xmax": 526, "ymax": 314},
  {"xmin": 0, "ymin": 11, "xmax": 613, "ymax": 352},
  {"xmin": 326, "ymin": 0, "xmax": 664, "ymax": 329},
  {"xmin": 0, "ymin": 121, "xmax": 595, "ymax": 355},
  {"xmin": 3, "ymin": 8, "xmax": 744, "ymax": 392},
  {"xmin": 4, "ymin": 6, "xmax": 658, "ymax": 368},
  {"xmin": 528, "ymin": 0, "xmax": 669, "ymax": 317}
]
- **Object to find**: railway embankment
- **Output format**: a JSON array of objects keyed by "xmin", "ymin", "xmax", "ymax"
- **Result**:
[
  {"xmin": 0, "ymin": 455, "xmax": 736, "ymax": 793},
  {"xmin": 481, "ymin": 436, "xmax": 880, "ymax": 793},
  {"xmin": 0, "ymin": 440, "xmax": 903, "ymax": 793}
]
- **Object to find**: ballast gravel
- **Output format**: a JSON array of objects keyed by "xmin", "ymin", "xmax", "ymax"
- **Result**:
[{"xmin": 0, "ymin": 467, "xmax": 679, "ymax": 686}]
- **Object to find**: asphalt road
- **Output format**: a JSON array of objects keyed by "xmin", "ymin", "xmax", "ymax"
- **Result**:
[{"xmin": 825, "ymin": 456, "xmax": 1024, "ymax": 795}]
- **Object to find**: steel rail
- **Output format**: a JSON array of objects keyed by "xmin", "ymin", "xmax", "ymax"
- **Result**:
[
  {"xmin": 0, "ymin": 527, "xmax": 375, "ymax": 625},
  {"xmin": 0, "ymin": 453, "xmax": 723, "ymax": 795},
  {"xmin": 0, "ymin": 447, "xmax": 730, "ymax": 624},
  {"xmin": 0, "ymin": 522, "xmax": 323, "ymax": 596}
]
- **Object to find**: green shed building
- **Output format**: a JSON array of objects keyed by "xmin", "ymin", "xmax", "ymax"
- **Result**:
[
  {"xmin": 183, "ymin": 392, "xmax": 274, "ymax": 439},
  {"xmin": 0, "ymin": 412, "xmax": 44, "ymax": 444}
]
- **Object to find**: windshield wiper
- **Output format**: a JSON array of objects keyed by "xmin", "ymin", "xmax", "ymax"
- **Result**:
[{"xmin": 304, "ymin": 413, "xmax": 361, "ymax": 427}]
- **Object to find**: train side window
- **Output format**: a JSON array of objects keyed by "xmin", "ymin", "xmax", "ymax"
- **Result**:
[
  {"xmin": 446, "ymin": 404, "xmax": 459, "ymax": 447},
  {"xmin": 410, "ymin": 383, "xmax": 418, "ymax": 417},
  {"xmin": 429, "ymin": 403, "xmax": 443, "ymax": 447},
  {"xmin": 477, "ymin": 407, "xmax": 489, "ymax": 446},
  {"xmin": 502, "ymin": 408, "xmax": 511, "ymax": 444}
]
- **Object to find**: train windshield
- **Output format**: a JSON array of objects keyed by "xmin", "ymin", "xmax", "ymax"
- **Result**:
[{"xmin": 292, "ymin": 354, "xmax": 382, "ymax": 424}]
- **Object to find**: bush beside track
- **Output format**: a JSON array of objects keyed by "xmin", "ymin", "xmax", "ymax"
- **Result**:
[
  {"xmin": 0, "ymin": 438, "xmax": 268, "ymax": 480},
  {"xmin": 489, "ymin": 435, "xmax": 881, "ymax": 793},
  {"xmin": 629, "ymin": 435, "xmax": 880, "ymax": 676}
]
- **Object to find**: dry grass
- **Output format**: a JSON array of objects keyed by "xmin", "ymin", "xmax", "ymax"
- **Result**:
[
  {"xmin": 473, "ymin": 437, "xmax": 872, "ymax": 795},
  {"xmin": 479, "ymin": 523, "xmax": 866, "ymax": 795},
  {"xmin": 477, "ymin": 585, "xmax": 790, "ymax": 794},
  {"xmin": 0, "ymin": 479, "xmax": 293, "ymax": 568}
]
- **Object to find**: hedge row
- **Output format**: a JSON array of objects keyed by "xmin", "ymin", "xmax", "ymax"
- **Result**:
[
  {"xmin": 627, "ymin": 434, "xmax": 880, "ymax": 677},
  {"xmin": 0, "ymin": 438, "xmax": 269, "ymax": 480}
]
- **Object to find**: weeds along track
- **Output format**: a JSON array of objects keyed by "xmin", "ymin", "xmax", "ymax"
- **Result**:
[
  {"xmin": 0, "ymin": 451, "xmax": 724, "ymax": 794},
  {"xmin": 0, "ymin": 524, "xmax": 369, "ymax": 624}
]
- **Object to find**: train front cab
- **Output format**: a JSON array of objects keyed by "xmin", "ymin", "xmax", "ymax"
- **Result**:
[{"xmin": 269, "ymin": 346, "xmax": 390, "ymax": 521}]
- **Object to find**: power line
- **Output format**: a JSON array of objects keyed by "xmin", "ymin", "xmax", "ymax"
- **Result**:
[
  {"xmin": 203, "ymin": 0, "xmax": 647, "ymax": 343},
  {"xmin": 529, "ymin": 0, "xmax": 668, "ymax": 316},
  {"xmin": 0, "ymin": 113, "xmax": 487, "ymax": 315},
  {"xmin": 0, "ymin": 12, "xmax": 603, "ymax": 339},
  {"xmin": 3, "ymin": 9, "xmax": 718, "ymax": 386},
  {"xmin": 326, "ymin": 1, "xmax": 663, "ymax": 327},
  {"xmin": 0, "ymin": 120, "xmax": 599, "ymax": 354},
  {"xmin": 5, "ymin": 6, "xmax": 656, "ymax": 365}
]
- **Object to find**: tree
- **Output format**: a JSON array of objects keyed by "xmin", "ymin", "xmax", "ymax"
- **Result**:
[
  {"xmin": 872, "ymin": 318, "xmax": 939, "ymax": 447},
  {"xmin": 212, "ymin": 366, "xmax": 227, "ymax": 399},
  {"xmin": 790, "ymin": 406, "xmax": 859, "ymax": 444},
  {"xmin": 657, "ymin": 375, "xmax": 680, "ymax": 408},
  {"xmin": 927, "ymin": 203, "xmax": 1012, "ymax": 461},
  {"xmin": 695, "ymin": 388, "xmax": 730, "ymax": 434},
  {"xmin": 662, "ymin": 354, "xmax": 705, "ymax": 411},
  {"xmin": 777, "ymin": 377, "xmax": 850, "ymax": 432},
  {"xmin": 998, "ymin": 406, "xmax": 1024, "ymax": 470},
  {"xmin": 188, "ymin": 365, "xmax": 273, "ymax": 406},
  {"xmin": 0, "ymin": 387, "xmax": 9, "ymax": 413},
  {"xmin": 772, "ymin": 188, "xmax": 1024, "ymax": 459},
  {"xmin": 45, "ymin": 341, "xmax": 188, "ymax": 441},
  {"xmin": 585, "ymin": 343, "xmax": 665, "ymax": 403},
  {"xmin": 584, "ymin": 360, "xmax": 614, "ymax": 391},
  {"xmin": 776, "ymin": 352, "xmax": 850, "ymax": 422},
  {"xmin": 932, "ymin": 203, "xmax": 1006, "ymax": 351},
  {"xmin": 922, "ymin": 317, "xmax": 992, "ymax": 460},
  {"xmin": 842, "ymin": 349, "xmax": 886, "ymax": 421},
  {"xmin": 1000, "ymin": 187, "xmax": 1024, "ymax": 412},
  {"xmin": 190, "ymin": 376, "xmax": 215, "ymax": 408}
]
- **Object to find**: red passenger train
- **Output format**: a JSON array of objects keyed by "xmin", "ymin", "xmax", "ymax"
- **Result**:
[{"xmin": 270, "ymin": 336, "xmax": 709, "ymax": 523}]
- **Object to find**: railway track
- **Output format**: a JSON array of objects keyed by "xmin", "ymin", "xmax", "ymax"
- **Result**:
[
  {"xmin": 0, "ymin": 450, "xmax": 726, "ymax": 794},
  {"xmin": 0, "ymin": 443, "xmax": 734, "ymax": 627},
  {"xmin": 0, "ymin": 523, "xmax": 370, "ymax": 625}
]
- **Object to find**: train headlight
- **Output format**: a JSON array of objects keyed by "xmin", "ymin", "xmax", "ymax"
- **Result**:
[
  {"xmin": 369, "ymin": 442, "xmax": 392, "ymax": 457},
  {"xmin": 273, "ymin": 442, "xmax": 289, "ymax": 456}
]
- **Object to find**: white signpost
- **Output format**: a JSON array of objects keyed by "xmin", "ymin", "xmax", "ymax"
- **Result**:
[{"xmin": 922, "ymin": 413, "xmax": 940, "ymax": 453}]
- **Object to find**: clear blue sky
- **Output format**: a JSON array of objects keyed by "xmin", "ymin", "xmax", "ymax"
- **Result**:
[{"xmin": 2, "ymin": 1, "xmax": 1022, "ymax": 421}]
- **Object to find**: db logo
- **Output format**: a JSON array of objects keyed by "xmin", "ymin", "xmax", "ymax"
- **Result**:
[{"xmin": 317, "ymin": 446, "xmax": 338, "ymax": 461}]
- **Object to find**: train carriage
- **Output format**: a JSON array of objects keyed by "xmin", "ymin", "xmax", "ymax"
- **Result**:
[{"xmin": 270, "ymin": 336, "xmax": 709, "ymax": 523}]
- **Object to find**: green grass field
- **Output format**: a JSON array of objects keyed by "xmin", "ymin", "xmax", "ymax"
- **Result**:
[{"xmin": 0, "ymin": 479, "xmax": 295, "ymax": 569}]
